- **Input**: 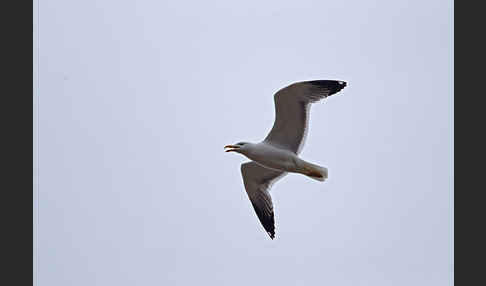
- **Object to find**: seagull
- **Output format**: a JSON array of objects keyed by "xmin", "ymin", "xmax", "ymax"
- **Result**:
[{"xmin": 224, "ymin": 80, "xmax": 347, "ymax": 239}]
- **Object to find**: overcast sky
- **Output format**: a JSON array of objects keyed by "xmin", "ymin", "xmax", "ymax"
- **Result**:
[{"xmin": 35, "ymin": 0, "xmax": 453, "ymax": 285}]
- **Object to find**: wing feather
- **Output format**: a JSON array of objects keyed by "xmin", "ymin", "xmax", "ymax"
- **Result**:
[
  {"xmin": 240, "ymin": 162, "xmax": 287, "ymax": 239},
  {"xmin": 264, "ymin": 80, "xmax": 346, "ymax": 154}
]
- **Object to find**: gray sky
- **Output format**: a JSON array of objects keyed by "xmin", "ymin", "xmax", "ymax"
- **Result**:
[{"xmin": 35, "ymin": 0, "xmax": 453, "ymax": 285}]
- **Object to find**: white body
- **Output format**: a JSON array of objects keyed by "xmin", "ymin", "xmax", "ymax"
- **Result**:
[
  {"xmin": 238, "ymin": 142, "xmax": 328, "ymax": 181},
  {"xmin": 243, "ymin": 143, "xmax": 310, "ymax": 175}
]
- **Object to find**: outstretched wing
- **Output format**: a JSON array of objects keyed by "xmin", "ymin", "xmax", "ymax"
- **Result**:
[
  {"xmin": 240, "ymin": 161, "xmax": 287, "ymax": 239},
  {"xmin": 264, "ymin": 80, "xmax": 346, "ymax": 154}
]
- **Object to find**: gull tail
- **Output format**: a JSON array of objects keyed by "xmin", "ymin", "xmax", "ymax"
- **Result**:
[{"xmin": 301, "ymin": 161, "xmax": 328, "ymax": 182}]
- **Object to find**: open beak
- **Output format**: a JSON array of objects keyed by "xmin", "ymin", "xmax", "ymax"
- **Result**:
[{"xmin": 224, "ymin": 145, "xmax": 239, "ymax": 152}]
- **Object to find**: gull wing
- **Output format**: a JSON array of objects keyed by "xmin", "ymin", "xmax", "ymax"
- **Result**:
[
  {"xmin": 241, "ymin": 161, "xmax": 287, "ymax": 239},
  {"xmin": 264, "ymin": 80, "xmax": 346, "ymax": 154}
]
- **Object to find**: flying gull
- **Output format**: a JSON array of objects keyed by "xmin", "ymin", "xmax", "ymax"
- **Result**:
[{"xmin": 224, "ymin": 80, "xmax": 347, "ymax": 239}]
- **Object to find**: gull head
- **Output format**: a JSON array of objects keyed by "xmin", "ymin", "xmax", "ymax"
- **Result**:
[{"xmin": 224, "ymin": 142, "xmax": 251, "ymax": 154}]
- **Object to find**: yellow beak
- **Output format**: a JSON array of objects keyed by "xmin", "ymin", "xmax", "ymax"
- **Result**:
[{"xmin": 224, "ymin": 145, "xmax": 239, "ymax": 152}]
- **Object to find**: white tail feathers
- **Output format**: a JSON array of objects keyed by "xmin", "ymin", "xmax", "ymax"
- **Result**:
[{"xmin": 301, "ymin": 162, "xmax": 328, "ymax": 182}]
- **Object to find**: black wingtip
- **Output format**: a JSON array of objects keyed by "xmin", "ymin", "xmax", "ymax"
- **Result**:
[
  {"xmin": 268, "ymin": 231, "xmax": 275, "ymax": 240},
  {"xmin": 308, "ymin": 80, "xmax": 347, "ymax": 95}
]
